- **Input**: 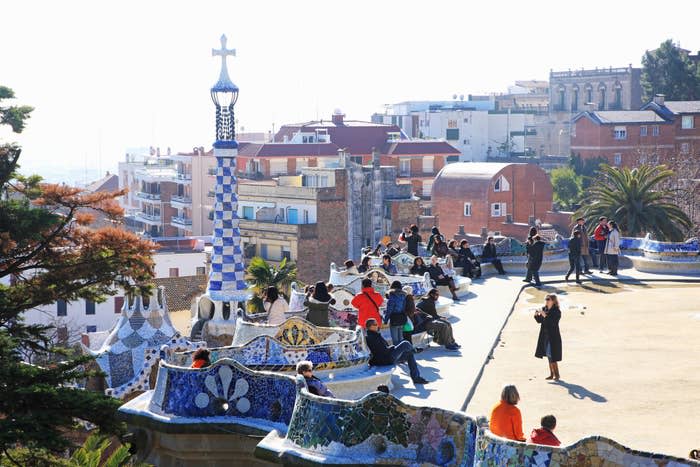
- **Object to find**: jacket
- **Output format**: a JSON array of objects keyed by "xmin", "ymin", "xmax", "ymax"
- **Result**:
[
  {"xmin": 384, "ymin": 289, "xmax": 408, "ymax": 326},
  {"xmin": 528, "ymin": 428, "xmax": 561, "ymax": 446},
  {"xmin": 304, "ymin": 296, "xmax": 333, "ymax": 327},
  {"xmin": 402, "ymin": 232, "xmax": 422, "ymax": 256},
  {"xmin": 568, "ymin": 235, "xmax": 581, "ymax": 257},
  {"xmin": 416, "ymin": 297, "xmax": 439, "ymax": 320},
  {"xmin": 572, "ymin": 224, "xmax": 590, "ymax": 255},
  {"xmin": 526, "ymin": 240, "xmax": 546, "ymax": 271},
  {"xmin": 426, "ymin": 229, "xmax": 442, "ymax": 252},
  {"xmin": 365, "ymin": 329, "xmax": 395, "ymax": 366},
  {"xmin": 481, "ymin": 243, "xmax": 498, "ymax": 261},
  {"xmin": 264, "ymin": 298, "xmax": 289, "ymax": 325},
  {"xmin": 191, "ymin": 358, "xmax": 209, "ymax": 369},
  {"xmin": 432, "ymin": 242, "xmax": 449, "ymax": 258},
  {"xmin": 593, "ymin": 224, "xmax": 608, "ymax": 241},
  {"xmin": 351, "ymin": 287, "xmax": 384, "ymax": 328},
  {"xmin": 457, "ymin": 246, "xmax": 478, "ymax": 266},
  {"xmin": 304, "ymin": 376, "xmax": 334, "ymax": 397},
  {"xmin": 427, "ymin": 264, "xmax": 450, "ymax": 284},
  {"xmin": 534, "ymin": 306, "xmax": 562, "ymax": 362},
  {"xmin": 605, "ymin": 229, "xmax": 621, "ymax": 255},
  {"xmin": 489, "ymin": 400, "xmax": 525, "ymax": 441},
  {"xmin": 381, "ymin": 263, "xmax": 398, "ymax": 275},
  {"xmin": 410, "ymin": 264, "xmax": 429, "ymax": 276}
]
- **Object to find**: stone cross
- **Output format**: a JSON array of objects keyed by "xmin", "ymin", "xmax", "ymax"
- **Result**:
[{"xmin": 212, "ymin": 34, "xmax": 236, "ymax": 80}]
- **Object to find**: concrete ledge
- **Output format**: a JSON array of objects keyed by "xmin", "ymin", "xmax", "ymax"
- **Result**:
[{"xmin": 629, "ymin": 255, "xmax": 700, "ymax": 274}]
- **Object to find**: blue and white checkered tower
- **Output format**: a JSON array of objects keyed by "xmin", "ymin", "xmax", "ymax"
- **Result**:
[{"xmin": 207, "ymin": 34, "xmax": 249, "ymax": 304}]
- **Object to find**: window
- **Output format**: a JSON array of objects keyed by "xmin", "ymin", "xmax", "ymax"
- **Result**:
[
  {"xmin": 269, "ymin": 158, "xmax": 288, "ymax": 175},
  {"xmin": 598, "ymin": 86, "xmax": 606, "ymax": 110},
  {"xmin": 463, "ymin": 203, "xmax": 472, "ymax": 217},
  {"xmin": 613, "ymin": 82, "xmax": 622, "ymax": 110},
  {"xmin": 86, "ymin": 325, "xmax": 97, "ymax": 333},
  {"xmin": 585, "ymin": 84, "xmax": 593, "ymax": 105},
  {"xmin": 613, "ymin": 126, "xmax": 627, "ymax": 140},
  {"xmin": 242, "ymin": 206, "xmax": 255, "ymax": 220},
  {"xmin": 491, "ymin": 202, "xmax": 506, "ymax": 217},
  {"xmin": 303, "ymin": 210, "xmax": 309, "ymax": 224},
  {"xmin": 85, "ymin": 301, "xmax": 95, "ymax": 315},
  {"xmin": 282, "ymin": 249, "xmax": 291, "ymax": 261},
  {"xmin": 682, "ymin": 115, "xmax": 694, "ymax": 129},
  {"xmin": 613, "ymin": 153, "xmax": 622, "ymax": 166},
  {"xmin": 681, "ymin": 142, "xmax": 690, "ymax": 154},
  {"xmin": 557, "ymin": 86, "xmax": 565, "ymax": 110},
  {"xmin": 260, "ymin": 244, "xmax": 268, "ymax": 259},
  {"xmin": 57, "ymin": 300, "xmax": 67, "ymax": 316},
  {"xmin": 288, "ymin": 208, "xmax": 299, "ymax": 224},
  {"xmin": 652, "ymin": 125, "xmax": 660, "ymax": 136},
  {"xmin": 196, "ymin": 266, "xmax": 206, "ymax": 275},
  {"xmin": 422, "ymin": 157, "xmax": 434, "ymax": 174},
  {"xmin": 421, "ymin": 180, "xmax": 433, "ymax": 197},
  {"xmin": 169, "ymin": 268, "xmax": 179, "ymax": 278},
  {"xmin": 571, "ymin": 88, "xmax": 579, "ymax": 112},
  {"xmin": 114, "ymin": 296, "xmax": 124, "ymax": 314},
  {"xmin": 446, "ymin": 128, "xmax": 459, "ymax": 140},
  {"xmin": 640, "ymin": 126, "xmax": 648, "ymax": 137},
  {"xmin": 399, "ymin": 159, "xmax": 411, "ymax": 176},
  {"xmin": 494, "ymin": 175, "xmax": 510, "ymax": 192}
]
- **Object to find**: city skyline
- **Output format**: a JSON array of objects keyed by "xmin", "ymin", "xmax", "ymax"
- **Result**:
[{"xmin": 2, "ymin": 0, "xmax": 699, "ymax": 183}]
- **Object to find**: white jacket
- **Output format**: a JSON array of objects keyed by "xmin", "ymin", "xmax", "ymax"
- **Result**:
[
  {"xmin": 264, "ymin": 298, "xmax": 289, "ymax": 325},
  {"xmin": 604, "ymin": 229, "xmax": 621, "ymax": 255}
]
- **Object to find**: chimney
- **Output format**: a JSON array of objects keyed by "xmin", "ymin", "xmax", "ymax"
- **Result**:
[
  {"xmin": 458, "ymin": 225, "xmax": 466, "ymax": 235},
  {"xmin": 332, "ymin": 109, "xmax": 345, "ymax": 125},
  {"xmin": 505, "ymin": 214, "xmax": 513, "ymax": 223},
  {"xmin": 528, "ymin": 215, "xmax": 535, "ymax": 226},
  {"xmin": 371, "ymin": 147, "xmax": 380, "ymax": 169},
  {"xmin": 480, "ymin": 227, "xmax": 488, "ymax": 242},
  {"xmin": 156, "ymin": 147, "xmax": 161, "ymax": 157},
  {"xmin": 653, "ymin": 94, "xmax": 665, "ymax": 106}
]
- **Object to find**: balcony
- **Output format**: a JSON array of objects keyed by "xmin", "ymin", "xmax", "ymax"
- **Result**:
[
  {"xmin": 174, "ymin": 173, "xmax": 192, "ymax": 184},
  {"xmin": 136, "ymin": 212, "xmax": 162, "ymax": 226},
  {"xmin": 135, "ymin": 191, "xmax": 161, "ymax": 202},
  {"xmin": 170, "ymin": 195, "xmax": 192, "ymax": 208},
  {"xmin": 171, "ymin": 216, "xmax": 193, "ymax": 229}
]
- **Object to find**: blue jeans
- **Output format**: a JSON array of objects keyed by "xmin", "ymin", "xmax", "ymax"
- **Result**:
[
  {"xmin": 390, "ymin": 325, "xmax": 405, "ymax": 345},
  {"xmin": 597, "ymin": 240, "xmax": 607, "ymax": 270},
  {"xmin": 390, "ymin": 341, "xmax": 420, "ymax": 379}
]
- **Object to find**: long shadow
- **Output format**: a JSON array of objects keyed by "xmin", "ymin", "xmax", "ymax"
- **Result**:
[{"xmin": 552, "ymin": 379, "xmax": 607, "ymax": 402}]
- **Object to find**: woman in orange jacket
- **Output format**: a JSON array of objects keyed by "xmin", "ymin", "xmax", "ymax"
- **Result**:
[{"xmin": 489, "ymin": 384, "xmax": 526, "ymax": 442}]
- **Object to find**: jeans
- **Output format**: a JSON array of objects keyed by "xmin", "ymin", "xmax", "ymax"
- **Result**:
[
  {"xmin": 578, "ymin": 254, "xmax": 591, "ymax": 271},
  {"xmin": 390, "ymin": 325, "xmax": 405, "ymax": 345},
  {"xmin": 597, "ymin": 240, "xmax": 608, "ymax": 270},
  {"xmin": 390, "ymin": 341, "xmax": 420, "ymax": 379},
  {"xmin": 606, "ymin": 254, "xmax": 619, "ymax": 274},
  {"xmin": 567, "ymin": 254, "xmax": 581, "ymax": 280},
  {"xmin": 525, "ymin": 268, "xmax": 541, "ymax": 285}
]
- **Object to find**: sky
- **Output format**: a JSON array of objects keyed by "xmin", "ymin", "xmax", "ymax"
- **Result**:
[{"xmin": 2, "ymin": 0, "xmax": 699, "ymax": 184}]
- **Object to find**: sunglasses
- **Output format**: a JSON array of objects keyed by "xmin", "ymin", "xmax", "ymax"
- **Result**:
[{"xmin": 545, "ymin": 298, "xmax": 553, "ymax": 301}]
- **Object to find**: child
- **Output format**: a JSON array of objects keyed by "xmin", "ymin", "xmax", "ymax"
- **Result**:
[{"xmin": 528, "ymin": 415, "xmax": 561, "ymax": 446}]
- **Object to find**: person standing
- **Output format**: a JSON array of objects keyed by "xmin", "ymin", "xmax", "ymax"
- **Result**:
[
  {"xmin": 524, "ymin": 235, "xmax": 545, "ymax": 287},
  {"xmin": 365, "ymin": 318, "xmax": 429, "ymax": 385},
  {"xmin": 593, "ymin": 217, "xmax": 609, "ymax": 273},
  {"xmin": 351, "ymin": 278, "xmax": 384, "ymax": 328},
  {"xmin": 534, "ymin": 293, "xmax": 562, "ymax": 381},
  {"xmin": 304, "ymin": 281, "xmax": 334, "ymax": 327},
  {"xmin": 384, "ymin": 281, "xmax": 408, "ymax": 344},
  {"xmin": 489, "ymin": 385, "xmax": 526, "ymax": 442},
  {"xmin": 481, "ymin": 236, "xmax": 506, "ymax": 275},
  {"xmin": 264, "ymin": 286, "xmax": 289, "ymax": 325},
  {"xmin": 605, "ymin": 220, "xmax": 621, "ymax": 276},
  {"xmin": 572, "ymin": 217, "xmax": 594, "ymax": 273},
  {"xmin": 565, "ymin": 230, "xmax": 582, "ymax": 283},
  {"xmin": 400, "ymin": 224, "xmax": 422, "ymax": 256}
]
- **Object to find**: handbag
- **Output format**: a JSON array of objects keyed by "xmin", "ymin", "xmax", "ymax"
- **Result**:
[{"xmin": 403, "ymin": 319, "xmax": 414, "ymax": 332}]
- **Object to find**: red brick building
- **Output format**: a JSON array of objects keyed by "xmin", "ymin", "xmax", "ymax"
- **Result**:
[
  {"xmin": 431, "ymin": 163, "xmax": 553, "ymax": 239},
  {"xmin": 570, "ymin": 96, "xmax": 700, "ymax": 166}
]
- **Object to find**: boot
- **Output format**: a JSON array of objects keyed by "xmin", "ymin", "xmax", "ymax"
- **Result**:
[
  {"xmin": 564, "ymin": 273, "xmax": 570, "ymax": 282},
  {"xmin": 552, "ymin": 362, "xmax": 560, "ymax": 381},
  {"xmin": 545, "ymin": 362, "xmax": 554, "ymax": 380}
]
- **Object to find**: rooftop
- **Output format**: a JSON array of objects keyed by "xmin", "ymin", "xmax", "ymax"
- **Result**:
[
  {"xmin": 662, "ymin": 100, "xmax": 700, "ymax": 114},
  {"xmin": 573, "ymin": 110, "xmax": 670, "ymax": 125}
]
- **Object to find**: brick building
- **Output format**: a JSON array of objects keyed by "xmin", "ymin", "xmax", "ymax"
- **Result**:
[{"xmin": 431, "ymin": 163, "xmax": 553, "ymax": 240}]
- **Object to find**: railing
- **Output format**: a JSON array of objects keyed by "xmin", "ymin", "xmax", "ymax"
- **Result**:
[
  {"xmin": 171, "ymin": 195, "xmax": 192, "ymax": 205},
  {"xmin": 136, "ymin": 212, "xmax": 161, "ymax": 222},
  {"xmin": 135, "ymin": 191, "xmax": 161, "ymax": 201},
  {"xmin": 171, "ymin": 216, "xmax": 193, "ymax": 226},
  {"xmin": 176, "ymin": 173, "xmax": 192, "ymax": 180},
  {"xmin": 551, "ymin": 67, "xmax": 631, "ymax": 78}
]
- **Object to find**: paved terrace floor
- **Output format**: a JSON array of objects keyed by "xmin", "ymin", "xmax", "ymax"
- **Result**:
[{"xmin": 390, "ymin": 268, "xmax": 700, "ymax": 421}]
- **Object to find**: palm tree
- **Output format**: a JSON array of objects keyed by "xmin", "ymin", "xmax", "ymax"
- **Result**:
[
  {"xmin": 245, "ymin": 256, "xmax": 298, "ymax": 312},
  {"xmin": 575, "ymin": 164, "xmax": 692, "ymax": 241}
]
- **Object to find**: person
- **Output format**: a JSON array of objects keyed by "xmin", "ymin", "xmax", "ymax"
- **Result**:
[
  {"xmin": 456, "ymin": 239, "xmax": 481, "ymax": 278},
  {"xmin": 565, "ymin": 230, "xmax": 582, "ymax": 283},
  {"xmin": 351, "ymin": 278, "xmax": 384, "ymax": 328},
  {"xmin": 401, "ymin": 285, "xmax": 418, "ymax": 343},
  {"xmin": 446, "ymin": 239, "xmax": 461, "ymax": 262},
  {"xmin": 572, "ymin": 217, "xmax": 594, "ymax": 273},
  {"xmin": 481, "ymin": 236, "xmax": 506, "ymax": 275},
  {"xmin": 380, "ymin": 254, "xmax": 398, "ymax": 275},
  {"xmin": 376, "ymin": 384, "xmax": 390, "ymax": 394},
  {"xmin": 524, "ymin": 234, "xmax": 545, "ymax": 287},
  {"xmin": 528, "ymin": 415, "xmax": 561, "ymax": 447},
  {"xmin": 264, "ymin": 286, "xmax": 289, "ymax": 325},
  {"xmin": 297, "ymin": 360, "xmax": 334, "ymax": 397},
  {"xmin": 426, "ymin": 226, "xmax": 443, "ymax": 253},
  {"xmin": 534, "ymin": 293, "xmax": 562, "ymax": 380},
  {"xmin": 605, "ymin": 220, "xmax": 621, "ymax": 275},
  {"xmin": 427, "ymin": 255, "xmax": 459, "ymax": 301},
  {"xmin": 441, "ymin": 255, "xmax": 457, "ymax": 278},
  {"xmin": 489, "ymin": 384, "xmax": 526, "ymax": 442},
  {"xmin": 415, "ymin": 288, "xmax": 460, "ymax": 350},
  {"xmin": 593, "ymin": 216, "xmax": 609, "ymax": 273},
  {"xmin": 410, "ymin": 257, "xmax": 429, "ymax": 276},
  {"xmin": 191, "ymin": 348, "xmax": 211, "ymax": 369},
  {"xmin": 371, "ymin": 243, "xmax": 385, "ymax": 257},
  {"xmin": 384, "ymin": 281, "xmax": 408, "ymax": 344},
  {"xmin": 358, "ymin": 256, "xmax": 371, "ymax": 274},
  {"xmin": 364, "ymin": 318, "xmax": 429, "ymax": 384},
  {"xmin": 527, "ymin": 227, "xmax": 538, "ymax": 244},
  {"xmin": 431, "ymin": 235, "xmax": 450, "ymax": 258},
  {"xmin": 304, "ymin": 281, "xmax": 334, "ymax": 327},
  {"xmin": 399, "ymin": 224, "xmax": 422, "ymax": 256},
  {"xmin": 343, "ymin": 259, "xmax": 360, "ymax": 275}
]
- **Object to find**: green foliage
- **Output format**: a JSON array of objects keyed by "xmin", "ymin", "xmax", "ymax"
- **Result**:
[
  {"xmin": 569, "ymin": 153, "xmax": 607, "ymax": 190},
  {"xmin": 575, "ymin": 164, "xmax": 692, "ymax": 241},
  {"xmin": 641, "ymin": 39, "xmax": 700, "ymax": 101},
  {"xmin": 245, "ymin": 256, "xmax": 298, "ymax": 312},
  {"xmin": 0, "ymin": 86, "xmax": 34, "ymax": 133},
  {"xmin": 550, "ymin": 166, "xmax": 582, "ymax": 210}
]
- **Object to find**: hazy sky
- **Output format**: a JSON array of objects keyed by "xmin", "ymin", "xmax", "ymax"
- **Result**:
[{"xmin": 2, "ymin": 1, "xmax": 699, "ymax": 183}]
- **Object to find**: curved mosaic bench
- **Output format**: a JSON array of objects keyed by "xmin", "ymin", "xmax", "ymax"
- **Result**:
[
  {"xmin": 287, "ymin": 282, "xmax": 360, "ymax": 329},
  {"xmin": 475, "ymin": 426, "xmax": 700, "ymax": 467},
  {"xmin": 256, "ymin": 384, "xmax": 478, "ymax": 466},
  {"xmin": 230, "ymin": 316, "xmax": 357, "ymax": 347}
]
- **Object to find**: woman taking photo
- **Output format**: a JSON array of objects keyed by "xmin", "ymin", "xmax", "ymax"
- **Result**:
[{"xmin": 534, "ymin": 293, "xmax": 562, "ymax": 380}]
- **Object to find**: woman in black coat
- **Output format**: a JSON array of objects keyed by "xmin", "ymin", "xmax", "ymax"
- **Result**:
[
  {"xmin": 534, "ymin": 293, "xmax": 562, "ymax": 380},
  {"xmin": 524, "ymin": 235, "xmax": 545, "ymax": 286}
]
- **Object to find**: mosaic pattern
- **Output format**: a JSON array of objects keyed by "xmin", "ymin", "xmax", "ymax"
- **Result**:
[
  {"xmin": 86, "ymin": 288, "xmax": 204, "ymax": 399},
  {"xmin": 282, "ymin": 389, "xmax": 476, "ymax": 466},
  {"xmin": 231, "ymin": 317, "xmax": 357, "ymax": 347},
  {"xmin": 154, "ymin": 358, "xmax": 297, "ymax": 424},
  {"xmin": 328, "ymin": 263, "xmax": 432, "ymax": 301}
]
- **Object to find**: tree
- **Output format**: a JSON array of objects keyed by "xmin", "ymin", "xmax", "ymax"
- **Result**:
[
  {"xmin": 641, "ymin": 39, "xmax": 700, "ymax": 101},
  {"xmin": 245, "ymin": 256, "xmax": 298, "ymax": 312},
  {"xmin": 549, "ymin": 166, "xmax": 582, "ymax": 210},
  {"xmin": 575, "ymin": 164, "xmax": 692, "ymax": 241},
  {"xmin": 569, "ymin": 153, "xmax": 607, "ymax": 190},
  {"xmin": 0, "ymin": 86, "xmax": 156, "ymax": 461}
]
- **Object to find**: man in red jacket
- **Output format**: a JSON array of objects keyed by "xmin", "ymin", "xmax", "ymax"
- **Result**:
[
  {"xmin": 528, "ymin": 415, "xmax": 561, "ymax": 446},
  {"xmin": 351, "ymin": 278, "xmax": 384, "ymax": 328},
  {"xmin": 593, "ymin": 216, "xmax": 609, "ymax": 273}
]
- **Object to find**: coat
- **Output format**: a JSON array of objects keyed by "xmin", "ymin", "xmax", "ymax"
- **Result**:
[
  {"xmin": 489, "ymin": 401, "xmax": 525, "ymax": 441},
  {"xmin": 432, "ymin": 242, "xmax": 449, "ymax": 258},
  {"xmin": 528, "ymin": 428, "xmax": 561, "ymax": 446},
  {"xmin": 304, "ymin": 376, "xmax": 334, "ymax": 397},
  {"xmin": 264, "ymin": 298, "xmax": 289, "ymax": 325},
  {"xmin": 410, "ymin": 264, "xmax": 429, "ymax": 276},
  {"xmin": 427, "ymin": 264, "xmax": 450, "ymax": 286},
  {"xmin": 534, "ymin": 306, "xmax": 562, "ymax": 362},
  {"xmin": 351, "ymin": 287, "xmax": 384, "ymax": 328},
  {"xmin": 605, "ymin": 229, "xmax": 621, "ymax": 255},
  {"xmin": 365, "ymin": 329, "xmax": 394, "ymax": 366},
  {"xmin": 402, "ymin": 232, "xmax": 422, "ymax": 256},
  {"xmin": 416, "ymin": 297, "xmax": 439, "ymax": 320},
  {"xmin": 304, "ymin": 296, "xmax": 333, "ymax": 327},
  {"xmin": 481, "ymin": 243, "xmax": 498, "ymax": 261},
  {"xmin": 572, "ymin": 224, "xmax": 590, "ymax": 255},
  {"xmin": 457, "ymin": 246, "xmax": 478, "ymax": 267},
  {"xmin": 568, "ymin": 235, "xmax": 581, "ymax": 258},
  {"xmin": 526, "ymin": 240, "xmax": 546, "ymax": 271},
  {"xmin": 384, "ymin": 290, "xmax": 408, "ymax": 326}
]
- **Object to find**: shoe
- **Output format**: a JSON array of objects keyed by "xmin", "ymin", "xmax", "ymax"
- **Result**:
[
  {"xmin": 584, "ymin": 270, "xmax": 593, "ymax": 274},
  {"xmin": 412, "ymin": 376, "xmax": 429, "ymax": 384},
  {"xmin": 445, "ymin": 344, "xmax": 460, "ymax": 351},
  {"xmin": 413, "ymin": 347, "xmax": 424, "ymax": 354},
  {"xmin": 564, "ymin": 274, "xmax": 570, "ymax": 282},
  {"xmin": 576, "ymin": 280, "xmax": 582, "ymax": 284},
  {"xmin": 535, "ymin": 283, "xmax": 542, "ymax": 288},
  {"xmin": 522, "ymin": 279, "xmax": 531, "ymax": 283}
]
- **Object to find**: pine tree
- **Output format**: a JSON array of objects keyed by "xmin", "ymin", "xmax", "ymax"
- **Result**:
[{"xmin": 641, "ymin": 39, "xmax": 700, "ymax": 101}]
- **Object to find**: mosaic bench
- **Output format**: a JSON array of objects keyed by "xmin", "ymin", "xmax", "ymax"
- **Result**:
[
  {"xmin": 256, "ymin": 383, "xmax": 478, "ymax": 466},
  {"xmin": 230, "ymin": 316, "xmax": 359, "ymax": 347}
]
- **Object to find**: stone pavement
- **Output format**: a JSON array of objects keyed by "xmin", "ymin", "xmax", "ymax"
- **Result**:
[{"xmin": 389, "ymin": 268, "xmax": 700, "ymax": 412}]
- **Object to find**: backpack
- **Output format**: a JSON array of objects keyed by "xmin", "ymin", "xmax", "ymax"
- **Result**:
[{"xmin": 386, "ymin": 291, "xmax": 407, "ymax": 316}]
